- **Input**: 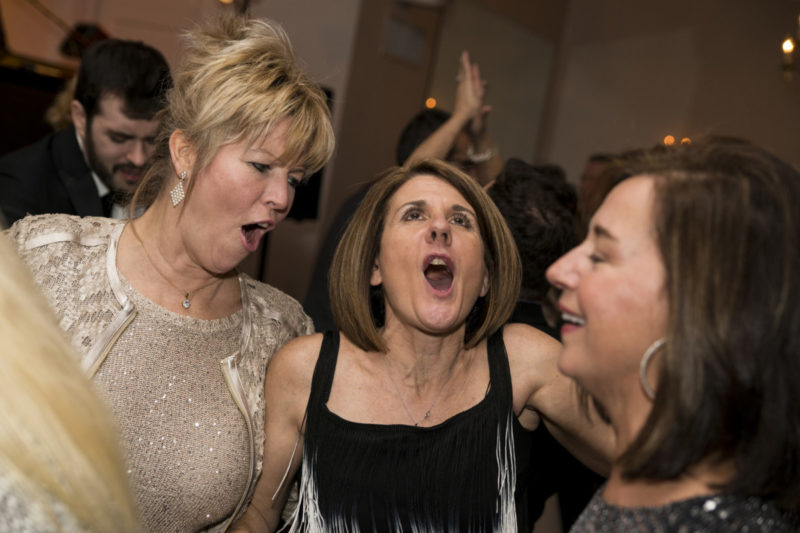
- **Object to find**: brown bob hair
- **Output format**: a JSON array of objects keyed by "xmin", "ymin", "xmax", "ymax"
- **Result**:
[
  {"xmin": 612, "ymin": 137, "xmax": 800, "ymax": 508},
  {"xmin": 330, "ymin": 159, "xmax": 521, "ymax": 353}
]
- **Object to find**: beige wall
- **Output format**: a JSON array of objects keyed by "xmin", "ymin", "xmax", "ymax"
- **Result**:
[{"xmin": 538, "ymin": 0, "xmax": 800, "ymax": 183}]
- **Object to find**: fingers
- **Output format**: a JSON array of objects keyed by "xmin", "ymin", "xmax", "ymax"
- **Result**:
[
  {"xmin": 454, "ymin": 50, "xmax": 489, "ymax": 121},
  {"xmin": 457, "ymin": 50, "xmax": 470, "ymax": 81},
  {"xmin": 471, "ymin": 63, "xmax": 481, "ymax": 85},
  {"xmin": 460, "ymin": 50, "xmax": 471, "ymax": 69}
]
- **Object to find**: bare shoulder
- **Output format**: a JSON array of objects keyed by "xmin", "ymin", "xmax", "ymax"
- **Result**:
[
  {"xmin": 266, "ymin": 333, "xmax": 324, "ymax": 393},
  {"xmin": 502, "ymin": 323, "xmax": 563, "ymax": 399},
  {"xmin": 503, "ymin": 323, "xmax": 562, "ymax": 367}
]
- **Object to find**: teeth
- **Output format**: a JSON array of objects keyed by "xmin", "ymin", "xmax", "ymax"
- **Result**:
[
  {"xmin": 430, "ymin": 258, "xmax": 446, "ymax": 266},
  {"xmin": 256, "ymin": 222, "xmax": 269, "ymax": 229},
  {"xmin": 561, "ymin": 311, "xmax": 586, "ymax": 326}
]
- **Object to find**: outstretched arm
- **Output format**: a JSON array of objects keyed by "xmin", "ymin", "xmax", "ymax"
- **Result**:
[
  {"xmin": 231, "ymin": 334, "xmax": 323, "ymax": 532},
  {"xmin": 505, "ymin": 323, "xmax": 614, "ymax": 476}
]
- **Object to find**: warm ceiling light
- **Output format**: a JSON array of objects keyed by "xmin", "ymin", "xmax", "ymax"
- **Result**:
[
  {"xmin": 681, "ymin": 137, "xmax": 691, "ymax": 145},
  {"xmin": 783, "ymin": 37, "xmax": 795, "ymax": 54},
  {"xmin": 663, "ymin": 135, "xmax": 675, "ymax": 146},
  {"xmin": 425, "ymin": 97, "xmax": 437, "ymax": 109},
  {"xmin": 219, "ymin": 0, "xmax": 234, "ymax": 4}
]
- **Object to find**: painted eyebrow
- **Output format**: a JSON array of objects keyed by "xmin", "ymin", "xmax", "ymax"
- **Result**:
[
  {"xmin": 451, "ymin": 204, "xmax": 476, "ymax": 217},
  {"xmin": 247, "ymin": 148, "xmax": 304, "ymax": 169},
  {"xmin": 398, "ymin": 200, "xmax": 476, "ymax": 216},
  {"xmin": 592, "ymin": 223, "xmax": 617, "ymax": 241}
]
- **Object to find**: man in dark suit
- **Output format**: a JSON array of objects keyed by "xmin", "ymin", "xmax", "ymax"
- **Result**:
[{"xmin": 0, "ymin": 39, "xmax": 171, "ymax": 224}]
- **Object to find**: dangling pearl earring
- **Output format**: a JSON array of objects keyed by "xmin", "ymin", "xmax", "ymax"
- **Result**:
[{"xmin": 170, "ymin": 170, "xmax": 187, "ymax": 207}]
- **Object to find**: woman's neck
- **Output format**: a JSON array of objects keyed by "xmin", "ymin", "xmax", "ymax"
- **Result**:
[
  {"xmin": 381, "ymin": 322, "xmax": 469, "ymax": 382},
  {"xmin": 118, "ymin": 201, "xmax": 239, "ymax": 318}
]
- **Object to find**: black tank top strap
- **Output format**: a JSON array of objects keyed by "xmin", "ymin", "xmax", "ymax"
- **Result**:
[
  {"xmin": 487, "ymin": 326, "xmax": 513, "ymax": 417},
  {"xmin": 307, "ymin": 330, "xmax": 341, "ymax": 407}
]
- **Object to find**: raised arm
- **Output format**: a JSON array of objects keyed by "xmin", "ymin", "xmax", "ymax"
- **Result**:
[
  {"xmin": 404, "ymin": 51, "xmax": 501, "ymax": 185},
  {"xmin": 231, "ymin": 334, "xmax": 322, "ymax": 532},
  {"xmin": 504, "ymin": 323, "xmax": 614, "ymax": 476}
]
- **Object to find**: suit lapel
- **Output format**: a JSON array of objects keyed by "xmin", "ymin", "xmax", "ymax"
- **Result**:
[{"xmin": 52, "ymin": 127, "xmax": 104, "ymax": 217}]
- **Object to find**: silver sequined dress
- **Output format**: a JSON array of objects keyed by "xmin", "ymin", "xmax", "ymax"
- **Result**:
[
  {"xmin": 6, "ymin": 214, "xmax": 314, "ymax": 532},
  {"xmin": 571, "ymin": 487, "xmax": 796, "ymax": 532}
]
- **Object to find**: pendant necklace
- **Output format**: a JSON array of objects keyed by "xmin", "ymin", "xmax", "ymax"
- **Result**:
[
  {"xmin": 130, "ymin": 222, "xmax": 220, "ymax": 310},
  {"xmin": 383, "ymin": 354, "xmax": 458, "ymax": 426}
]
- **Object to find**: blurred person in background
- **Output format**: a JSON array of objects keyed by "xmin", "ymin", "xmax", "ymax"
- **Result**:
[{"xmin": 0, "ymin": 38, "xmax": 172, "ymax": 222}]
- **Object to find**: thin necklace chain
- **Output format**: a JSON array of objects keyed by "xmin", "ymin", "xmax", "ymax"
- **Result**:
[
  {"xmin": 383, "ymin": 353, "xmax": 458, "ymax": 426},
  {"xmin": 129, "ymin": 222, "xmax": 221, "ymax": 310}
]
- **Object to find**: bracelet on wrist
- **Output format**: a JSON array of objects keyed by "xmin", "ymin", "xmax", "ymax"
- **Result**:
[{"xmin": 466, "ymin": 145, "xmax": 496, "ymax": 164}]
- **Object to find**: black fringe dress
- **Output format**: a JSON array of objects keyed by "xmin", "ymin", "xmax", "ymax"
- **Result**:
[{"xmin": 285, "ymin": 329, "xmax": 533, "ymax": 533}]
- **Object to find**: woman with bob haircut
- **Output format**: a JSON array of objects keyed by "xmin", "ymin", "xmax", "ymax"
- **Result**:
[
  {"xmin": 547, "ymin": 136, "xmax": 800, "ymax": 531},
  {"xmin": 0, "ymin": 234, "xmax": 137, "ymax": 532},
  {"xmin": 234, "ymin": 159, "xmax": 611, "ymax": 532},
  {"xmin": 7, "ymin": 15, "xmax": 334, "ymax": 532}
]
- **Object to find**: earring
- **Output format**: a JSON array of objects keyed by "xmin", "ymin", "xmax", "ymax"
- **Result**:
[
  {"xmin": 640, "ymin": 338, "xmax": 666, "ymax": 400},
  {"xmin": 170, "ymin": 170, "xmax": 187, "ymax": 207}
]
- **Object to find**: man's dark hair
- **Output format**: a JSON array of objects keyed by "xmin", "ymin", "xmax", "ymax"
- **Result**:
[
  {"xmin": 488, "ymin": 158, "xmax": 578, "ymax": 301},
  {"xmin": 394, "ymin": 108, "xmax": 451, "ymax": 165},
  {"xmin": 74, "ymin": 39, "xmax": 172, "ymax": 120}
]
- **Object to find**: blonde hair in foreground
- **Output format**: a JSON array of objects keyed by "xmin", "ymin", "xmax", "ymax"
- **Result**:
[{"xmin": 0, "ymin": 236, "xmax": 138, "ymax": 532}]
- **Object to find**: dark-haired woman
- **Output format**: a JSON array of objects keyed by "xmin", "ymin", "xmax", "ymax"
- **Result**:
[
  {"xmin": 547, "ymin": 137, "xmax": 800, "ymax": 531},
  {"xmin": 234, "ymin": 159, "xmax": 611, "ymax": 532}
]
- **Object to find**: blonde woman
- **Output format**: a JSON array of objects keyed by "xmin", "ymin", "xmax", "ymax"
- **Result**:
[
  {"xmin": 0, "ymin": 234, "xmax": 137, "ymax": 532},
  {"xmin": 7, "ymin": 15, "xmax": 334, "ymax": 531}
]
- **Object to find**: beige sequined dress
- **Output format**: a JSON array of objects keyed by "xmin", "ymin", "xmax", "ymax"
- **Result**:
[{"xmin": 6, "ymin": 214, "xmax": 314, "ymax": 532}]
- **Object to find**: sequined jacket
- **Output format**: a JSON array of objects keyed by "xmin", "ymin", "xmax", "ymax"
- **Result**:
[{"xmin": 5, "ymin": 214, "xmax": 314, "ymax": 532}]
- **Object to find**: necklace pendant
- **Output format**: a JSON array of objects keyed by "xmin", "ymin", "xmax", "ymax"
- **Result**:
[
  {"xmin": 182, "ymin": 294, "xmax": 191, "ymax": 309},
  {"xmin": 423, "ymin": 410, "xmax": 431, "ymax": 420}
]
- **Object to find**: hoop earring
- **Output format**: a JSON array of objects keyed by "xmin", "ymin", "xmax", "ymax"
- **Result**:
[
  {"xmin": 170, "ymin": 170, "xmax": 187, "ymax": 207},
  {"xmin": 640, "ymin": 338, "xmax": 666, "ymax": 400}
]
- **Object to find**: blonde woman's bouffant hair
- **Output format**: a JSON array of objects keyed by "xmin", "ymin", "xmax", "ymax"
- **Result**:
[
  {"xmin": 132, "ymin": 14, "xmax": 335, "ymax": 209},
  {"xmin": 330, "ymin": 159, "xmax": 522, "ymax": 353},
  {"xmin": 0, "ymin": 235, "xmax": 138, "ymax": 532}
]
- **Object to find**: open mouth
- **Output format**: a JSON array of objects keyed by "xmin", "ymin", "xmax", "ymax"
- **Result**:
[
  {"xmin": 561, "ymin": 310, "xmax": 586, "ymax": 327},
  {"xmin": 424, "ymin": 256, "xmax": 454, "ymax": 291},
  {"xmin": 241, "ymin": 222, "xmax": 271, "ymax": 251}
]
